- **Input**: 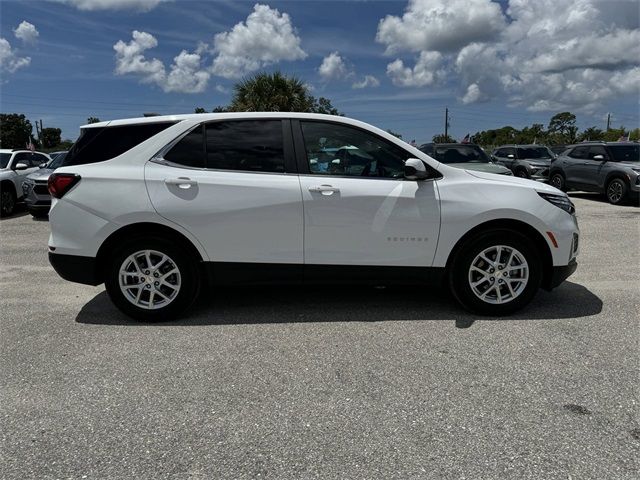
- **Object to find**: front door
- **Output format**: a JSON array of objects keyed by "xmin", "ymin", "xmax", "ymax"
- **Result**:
[{"xmin": 293, "ymin": 120, "xmax": 440, "ymax": 270}]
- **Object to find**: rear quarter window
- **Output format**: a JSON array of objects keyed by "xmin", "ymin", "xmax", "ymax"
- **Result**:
[{"xmin": 64, "ymin": 122, "xmax": 175, "ymax": 166}]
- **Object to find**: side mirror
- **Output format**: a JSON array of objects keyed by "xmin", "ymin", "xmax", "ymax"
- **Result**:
[
  {"xmin": 404, "ymin": 158, "xmax": 429, "ymax": 180},
  {"xmin": 592, "ymin": 154, "xmax": 605, "ymax": 161},
  {"xmin": 507, "ymin": 154, "xmax": 515, "ymax": 159},
  {"xmin": 39, "ymin": 162, "xmax": 47, "ymax": 168},
  {"xmin": 14, "ymin": 163, "xmax": 28, "ymax": 171}
]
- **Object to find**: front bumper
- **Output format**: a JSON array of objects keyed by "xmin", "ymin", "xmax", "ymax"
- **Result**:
[
  {"xmin": 528, "ymin": 165, "xmax": 550, "ymax": 181},
  {"xmin": 49, "ymin": 252, "xmax": 101, "ymax": 286},
  {"xmin": 22, "ymin": 181, "xmax": 52, "ymax": 209},
  {"xmin": 544, "ymin": 259, "xmax": 578, "ymax": 290}
]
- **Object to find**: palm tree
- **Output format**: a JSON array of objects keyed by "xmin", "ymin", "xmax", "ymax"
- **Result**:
[{"xmin": 229, "ymin": 72, "xmax": 314, "ymax": 112}]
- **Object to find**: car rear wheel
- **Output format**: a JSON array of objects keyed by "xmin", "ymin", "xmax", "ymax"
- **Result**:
[
  {"xmin": 606, "ymin": 178, "xmax": 627, "ymax": 205},
  {"xmin": 1, "ymin": 187, "xmax": 16, "ymax": 217},
  {"xmin": 105, "ymin": 237, "xmax": 200, "ymax": 321},
  {"xmin": 550, "ymin": 172, "xmax": 566, "ymax": 192},
  {"xmin": 449, "ymin": 230, "xmax": 542, "ymax": 316}
]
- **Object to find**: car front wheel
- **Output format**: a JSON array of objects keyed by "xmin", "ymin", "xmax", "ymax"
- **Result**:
[
  {"xmin": 105, "ymin": 237, "xmax": 200, "ymax": 321},
  {"xmin": 550, "ymin": 172, "xmax": 566, "ymax": 192},
  {"xmin": 1, "ymin": 188, "xmax": 16, "ymax": 217},
  {"xmin": 606, "ymin": 178, "xmax": 627, "ymax": 205},
  {"xmin": 449, "ymin": 230, "xmax": 542, "ymax": 315},
  {"xmin": 515, "ymin": 169, "xmax": 529, "ymax": 179}
]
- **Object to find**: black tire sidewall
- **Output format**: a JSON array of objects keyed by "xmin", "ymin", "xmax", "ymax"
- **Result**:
[
  {"xmin": 449, "ymin": 230, "xmax": 542, "ymax": 316},
  {"xmin": 606, "ymin": 178, "xmax": 627, "ymax": 205},
  {"xmin": 515, "ymin": 169, "xmax": 529, "ymax": 178},
  {"xmin": 1, "ymin": 188, "xmax": 16, "ymax": 217},
  {"xmin": 550, "ymin": 172, "xmax": 565, "ymax": 191},
  {"xmin": 104, "ymin": 237, "xmax": 200, "ymax": 322}
]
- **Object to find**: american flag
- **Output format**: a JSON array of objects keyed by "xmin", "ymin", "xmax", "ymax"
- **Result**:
[
  {"xmin": 461, "ymin": 133, "xmax": 471, "ymax": 144},
  {"xmin": 25, "ymin": 140, "xmax": 35, "ymax": 151}
]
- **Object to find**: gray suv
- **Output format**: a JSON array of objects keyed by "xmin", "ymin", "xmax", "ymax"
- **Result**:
[
  {"xmin": 491, "ymin": 145, "xmax": 555, "ymax": 180},
  {"xmin": 549, "ymin": 142, "xmax": 640, "ymax": 205}
]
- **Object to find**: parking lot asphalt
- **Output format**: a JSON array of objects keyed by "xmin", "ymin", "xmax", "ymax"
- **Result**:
[{"xmin": 1, "ymin": 193, "xmax": 639, "ymax": 479}]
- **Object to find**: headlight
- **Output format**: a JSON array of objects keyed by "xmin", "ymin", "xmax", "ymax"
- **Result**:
[{"xmin": 538, "ymin": 192, "xmax": 575, "ymax": 215}]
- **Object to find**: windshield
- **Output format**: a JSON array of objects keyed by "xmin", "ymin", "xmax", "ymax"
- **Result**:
[
  {"xmin": 517, "ymin": 147, "xmax": 552, "ymax": 159},
  {"xmin": 609, "ymin": 145, "xmax": 639, "ymax": 163},
  {"xmin": 435, "ymin": 145, "xmax": 489, "ymax": 164},
  {"xmin": 47, "ymin": 152, "xmax": 67, "ymax": 169},
  {"xmin": 0, "ymin": 153, "xmax": 11, "ymax": 169}
]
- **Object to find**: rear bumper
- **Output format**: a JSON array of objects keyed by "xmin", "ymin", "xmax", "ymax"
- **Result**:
[
  {"xmin": 543, "ymin": 260, "xmax": 578, "ymax": 291},
  {"xmin": 48, "ymin": 252, "xmax": 101, "ymax": 286}
]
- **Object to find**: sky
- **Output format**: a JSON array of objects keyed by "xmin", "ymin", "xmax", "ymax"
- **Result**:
[{"xmin": 1, "ymin": 0, "xmax": 639, "ymax": 143}]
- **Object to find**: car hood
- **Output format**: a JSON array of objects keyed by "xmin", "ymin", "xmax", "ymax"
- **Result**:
[
  {"xmin": 449, "ymin": 163, "xmax": 511, "ymax": 175},
  {"xmin": 619, "ymin": 161, "xmax": 640, "ymax": 168},
  {"xmin": 25, "ymin": 168, "xmax": 55, "ymax": 182},
  {"xmin": 466, "ymin": 169, "xmax": 561, "ymax": 194}
]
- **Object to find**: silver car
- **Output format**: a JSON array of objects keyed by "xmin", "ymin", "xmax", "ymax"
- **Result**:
[
  {"xmin": 491, "ymin": 145, "xmax": 555, "ymax": 180},
  {"xmin": 22, "ymin": 152, "xmax": 67, "ymax": 218}
]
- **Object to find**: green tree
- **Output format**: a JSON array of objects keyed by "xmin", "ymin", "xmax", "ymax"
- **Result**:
[
  {"xmin": 41, "ymin": 127, "xmax": 62, "ymax": 149},
  {"xmin": 386, "ymin": 129, "xmax": 402, "ymax": 139},
  {"xmin": 548, "ymin": 112, "xmax": 577, "ymax": 143},
  {"xmin": 0, "ymin": 113, "xmax": 34, "ymax": 148},
  {"xmin": 629, "ymin": 128, "xmax": 640, "ymax": 141},
  {"xmin": 212, "ymin": 105, "xmax": 228, "ymax": 113},
  {"xmin": 603, "ymin": 127, "xmax": 626, "ymax": 142},
  {"xmin": 578, "ymin": 126, "xmax": 605, "ymax": 142},
  {"xmin": 87, "ymin": 117, "xmax": 101, "ymax": 124},
  {"xmin": 229, "ymin": 72, "xmax": 315, "ymax": 112},
  {"xmin": 194, "ymin": 107, "xmax": 206, "ymax": 114},
  {"xmin": 432, "ymin": 134, "xmax": 456, "ymax": 143},
  {"xmin": 309, "ymin": 96, "xmax": 343, "ymax": 116}
]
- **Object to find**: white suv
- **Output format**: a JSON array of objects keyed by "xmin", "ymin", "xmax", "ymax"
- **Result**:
[
  {"xmin": 1, "ymin": 149, "xmax": 51, "ymax": 216},
  {"xmin": 48, "ymin": 113, "xmax": 579, "ymax": 321}
]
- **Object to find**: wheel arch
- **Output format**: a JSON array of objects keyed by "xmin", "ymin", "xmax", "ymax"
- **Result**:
[
  {"xmin": 1, "ymin": 179, "xmax": 18, "ymax": 196},
  {"xmin": 95, "ymin": 222, "xmax": 204, "ymax": 282},
  {"xmin": 445, "ymin": 218, "xmax": 554, "ymax": 290}
]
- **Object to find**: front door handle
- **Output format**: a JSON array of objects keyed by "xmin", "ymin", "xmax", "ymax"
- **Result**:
[
  {"xmin": 309, "ymin": 184, "xmax": 340, "ymax": 195},
  {"xmin": 165, "ymin": 177, "xmax": 197, "ymax": 189}
]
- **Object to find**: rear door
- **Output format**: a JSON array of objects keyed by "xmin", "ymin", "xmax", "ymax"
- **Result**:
[
  {"xmin": 564, "ymin": 146, "xmax": 589, "ymax": 186},
  {"xmin": 145, "ymin": 119, "xmax": 304, "ymax": 278}
]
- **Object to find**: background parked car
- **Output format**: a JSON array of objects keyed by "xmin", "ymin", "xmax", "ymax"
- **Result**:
[
  {"xmin": 22, "ymin": 151, "xmax": 68, "ymax": 218},
  {"xmin": 491, "ymin": 145, "xmax": 555, "ymax": 180},
  {"xmin": 419, "ymin": 143, "xmax": 513, "ymax": 175},
  {"xmin": 549, "ymin": 142, "xmax": 640, "ymax": 205},
  {"xmin": 0, "ymin": 149, "xmax": 51, "ymax": 216},
  {"xmin": 550, "ymin": 145, "xmax": 569, "ymax": 155}
]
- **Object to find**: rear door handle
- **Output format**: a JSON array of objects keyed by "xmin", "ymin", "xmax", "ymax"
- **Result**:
[
  {"xmin": 309, "ymin": 185, "xmax": 340, "ymax": 195},
  {"xmin": 165, "ymin": 177, "xmax": 197, "ymax": 189}
]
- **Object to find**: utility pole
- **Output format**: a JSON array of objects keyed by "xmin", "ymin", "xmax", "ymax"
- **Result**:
[
  {"xmin": 606, "ymin": 113, "xmax": 611, "ymax": 132},
  {"xmin": 35, "ymin": 119, "xmax": 42, "ymax": 145},
  {"xmin": 444, "ymin": 107, "xmax": 449, "ymax": 140}
]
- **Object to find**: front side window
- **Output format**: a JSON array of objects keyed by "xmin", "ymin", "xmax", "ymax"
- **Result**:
[
  {"xmin": 64, "ymin": 122, "xmax": 176, "ymax": 166},
  {"xmin": 301, "ymin": 121, "xmax": 409, "ymax": 178},
  {"xmin": 587, "ymin": 146, "xmax": 608, "ymax": 160},
  {"xmin": 436, "ymin": 145, "xmax": 488, "ymax": 164},
  {"xmin": 205, "ymin": 120, "xmax": 284, "ymax": 173},
  {"xmin": 14, "ymin": 152, "xmax": 35, "ymax": 167},
  {"xmin": 569, "ymin": 146, "xmax": 589, "ymax": 159},
  {"xmin": 517, "ymin": 147, "xmax": 552, "ymax": 159},
  {"xmin": 0, "ymin": 153, "xmax": 11, "ymax": 169}
]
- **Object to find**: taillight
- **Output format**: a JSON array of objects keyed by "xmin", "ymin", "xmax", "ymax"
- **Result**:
[{"xmin": 48, "ymin": 173, "xmax": 81, "ymax": 199}]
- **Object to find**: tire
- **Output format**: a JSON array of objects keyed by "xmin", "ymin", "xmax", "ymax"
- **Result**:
[
  {"xmin": 515, "ymin": 169, "xmax": 529, "ymax": 179},
  {"xmin": 104, "ymin": 237, "xmax": 201, "ymax": 321},
  {"xmin": 1, "ymin": 185, "xmax": 17, "ymax": 217},
  {"xmin": 448, "ymin": 229, "xmax": 542, "ymax": 316},
  {"xmin": 29, "ymin": 209, "xmax": 49, "ymax": 219},
  {"xmin": 605, "ymin": 178, "xmax": 628, "ymax": 205},
  {"xmin": 549, "ymin": 172, "xmax": 566, "ymax": 192}
]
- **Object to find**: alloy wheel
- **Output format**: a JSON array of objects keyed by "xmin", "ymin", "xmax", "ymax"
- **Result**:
[
  {"xmin": 118, "ymin": 249, "xmax": 181, "ymax": 310},
  {"xmin": 550, "ymin": 174, "xmax": 563, "ymax": 190},
  {"xmin": 468, "ymin": 245, "xmax": 529, "ymax": 304},
  {"xmin": 607, "ymin": 180, "xmax": 624, "ymax": 204}
]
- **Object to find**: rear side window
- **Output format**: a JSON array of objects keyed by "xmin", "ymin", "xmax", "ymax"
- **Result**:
[
  {"xmin": 64, "ymin": 122, "xmax": 175, "ymax": 166},
  {"xmin": 205, "ymin": 120, "xmax": 284, "ymax": 173},
  {"xmin": 163, "ymin": 127, "xmax": 204, "ymax": 168}
]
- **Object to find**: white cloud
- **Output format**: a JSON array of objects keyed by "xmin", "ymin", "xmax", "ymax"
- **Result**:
[
  {"xmin": 113, "ymin": 30, "xmax": 166, "ymax": 85},
  {"xmin": 319, "ymin": 52, "xmax": 351, "ymax": 81},
  {"xmin": 13, "ymin": 21, "xmax": 39, "ymax": 44},
  {"xmin": 0, "ymin": 38, "xmax": 31, "ymax": 74},
  {"xmin": 211, "ymin": 3, "xmax": 306, "ymax": 79},
  {"xmin": 165, "ymin": 50, "xmax": 210, "ymax": 93},
  {"xmin": 386, "ymin": 51, "xmax": 445, "ymax": 87},
  {"xmin": 53, "ymin": 0, "xmax": 169, "ymax": 11},
  {"xmin": 352, "ymin": 75, "xmax": 380, "ymax": 89},
  {"xmin": 376, "ymin": 0, "xmax": 505, "ymax": 54},
  {"xmin": 215, "ymin": 84, "xmax": 230, "ymax": 94},
  {"xmin": 381, "ymin": 0, "xmax": 640, "ymax": 112}
]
